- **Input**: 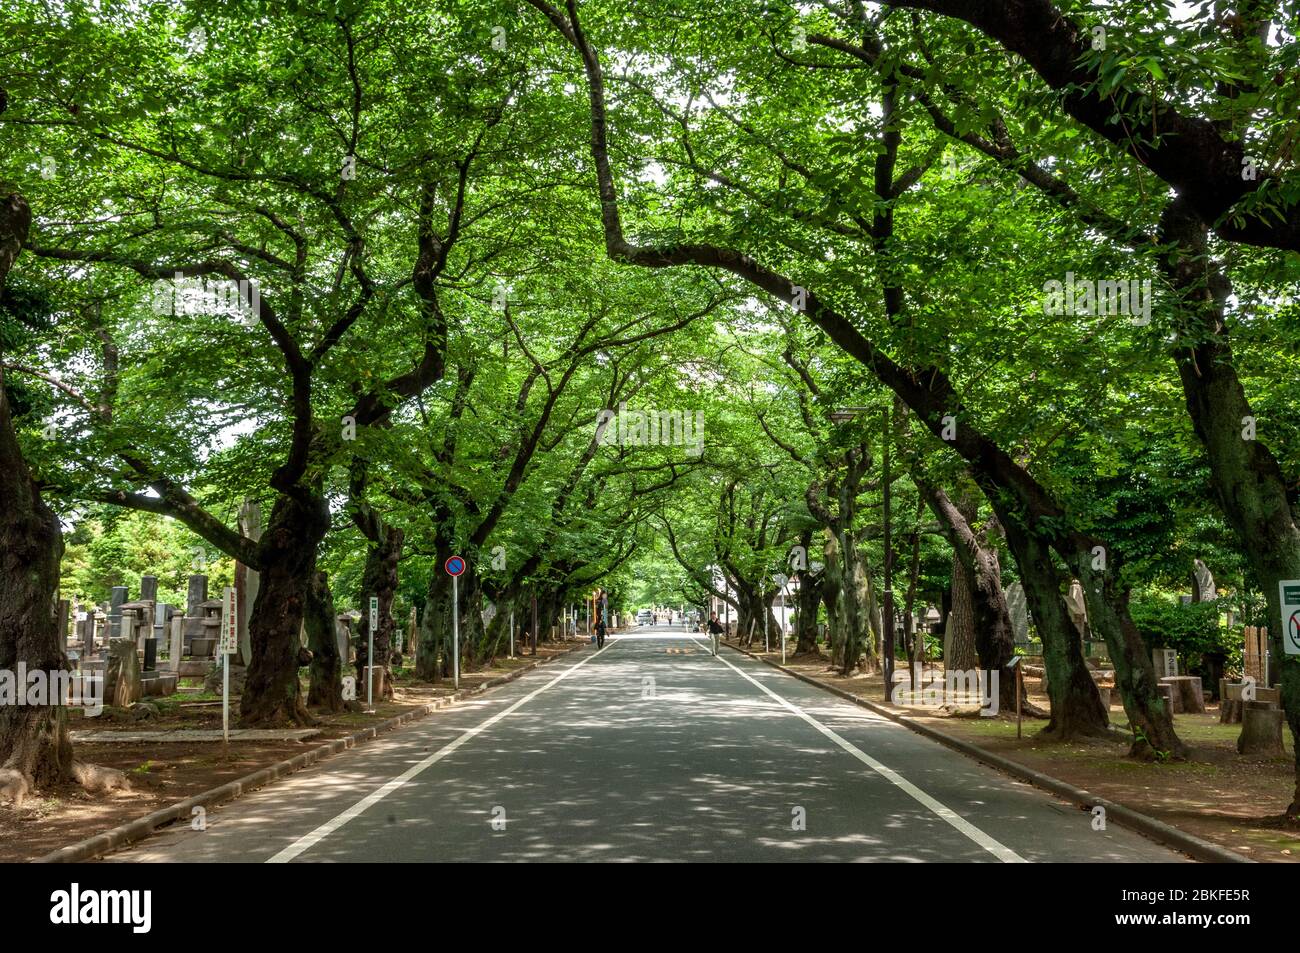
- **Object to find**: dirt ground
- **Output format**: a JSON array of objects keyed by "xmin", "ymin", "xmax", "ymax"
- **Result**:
[
  {"xmin": 0, "ymin": 641, "xmax": 582, "ymax": 863},
  {"xmin": 732, "ymin": 641, "xmax": 1299, "ymax": 862}
]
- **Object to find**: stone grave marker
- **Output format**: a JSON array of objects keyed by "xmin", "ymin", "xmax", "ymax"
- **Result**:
[
  {"xmin": 187, "ymin": 573, "xmax": 208, "ymax": 615},
  {"xmin": 1192, "ymin": 559, "xmax": 1216, "ymax": 602},
  {"xmin": 1065, "ymin": 579, "xmax": 1088, "ymax": 637},
  {"xmin": 56, "ymin": 599, "xmax": 70, "ymax": 653},
  {"xmin": 167, "ymin": 615, "xmax": 183, "ymax": 673},
  {"xmin": 236, "ymin": 499, "xmax": 262, "ymax": 668},
  {"xmin": 1005, "ymin": 581, "xmax": 1029, "ymax": 645},
  {"xmin": 109, "ymin": 586, "xmax": 129, "ymax": 638},
  {"xmin": 104, "ymin": 639, "xmax": 143, "ymax": 706}
]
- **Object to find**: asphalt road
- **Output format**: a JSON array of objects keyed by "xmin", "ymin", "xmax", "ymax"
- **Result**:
[{"xmin": 108, "ymin": 625, "xmax": 1186, "ymax": 863}]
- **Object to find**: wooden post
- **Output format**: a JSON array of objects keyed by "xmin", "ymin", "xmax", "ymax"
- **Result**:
[{"xmin": 1016, "ymin": 664, "xmax": 1023, "ymax": 739}]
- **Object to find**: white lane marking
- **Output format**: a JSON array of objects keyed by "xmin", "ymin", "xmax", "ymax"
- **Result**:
[
  {"xmin": 266, "ymin": 641, "xmax": 616, "ymax": 863},
  {"xmin": 692, "ymin": 640, "xmax": 1027, "ymax": 863}
]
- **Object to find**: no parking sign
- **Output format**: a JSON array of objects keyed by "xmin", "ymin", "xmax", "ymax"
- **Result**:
[
  {"xmin": 1280, "ymin": 581, "xmax": 1300, "ymax": 656},
  {"xmin": 446, "ymin": 556, "xmax": 466, "ymax": 688}
]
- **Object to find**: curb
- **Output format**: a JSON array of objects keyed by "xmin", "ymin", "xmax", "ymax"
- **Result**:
[
  {"xmin": 721, "ymin": 641, "xmax": 1252, "ymax": 864},
  {"xmin": 34, "ymin": 642, "xmax": 588, "ymax": 864}
]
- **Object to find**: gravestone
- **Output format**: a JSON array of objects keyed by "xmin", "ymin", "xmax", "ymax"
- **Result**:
[
  {"xmin": 153, "ymin": 602, "xmax": 173, "ymax": 643},
  {"xmin": 1152, "ymin": 647, "xmax": 1178, "ymax": 679},
  {"xmin": 109, "ymin": 586, "xmax": 129, "ymax": 638},
  {"xmin": 88, "ymin": 610, "xmax": 105, "ymax": 657},
  {"xmin": 187, "ymin": 599, "xmax": 223, "ymax": 658},
  {"xmin": 139, "ymin": 574, "xmax": 159, "ymax": 603},
  {"xmin": 181, "ymin": 575, "xmax": 216, "ymax": 656},
  {"xmin": 335, "ymin": 615, "xmax": 352, "ymax": 664},
  {"xmin": 1065, "ymin": 580, "xmax": 1088, "ymax": 637},
  {"xmin": 1005, "ymin": 582, "xmax": 1029, "ymax": 645},
  {"xmin": 186, "ymin": 574, "xmax": 208, "ymax": 616},
  {"xmin": 56, "ymin": 599, "xmax": 70, "ymax": 653},
  {"xmin": 104, "ymin": 639, "xmax": 143, "ymax": 706},
  {"xmin": 235, "ymin": 499, "xmax": 262, "ymax": 668},
  {"xmin": 167, "ymin": 616, "xmax": 183, "ymax": 673},
  {"xmin": 120, "ymin": 601, "xmax": 155, "ymax": 652},
  {"xmin": 1192, "ymin": 559, "xmax": 1216, "ymax": 602}
]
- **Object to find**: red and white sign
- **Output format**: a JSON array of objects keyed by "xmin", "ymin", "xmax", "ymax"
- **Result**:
[{"xmin": 221, "ymin": 586, "xmax": 239, "ymax": 655}]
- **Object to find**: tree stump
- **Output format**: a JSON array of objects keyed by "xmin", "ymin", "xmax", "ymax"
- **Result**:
[
  {"xmin": 1237, "ymin": 702, "xmax": 1285, "ymax": 757},
  {"xmin": 1157, "ymin": 681, "xmax": 1175, "ymax": 713},
  {"xmin": 1160, "ymin": 675, "xmax": 1205, "ymax": 714},
  {"xmin": 1219, "ymin": 679, "xmax": 1243, "ymax": 724}
]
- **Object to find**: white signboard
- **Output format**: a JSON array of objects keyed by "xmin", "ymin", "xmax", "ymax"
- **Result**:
[
  {"xmin": 1279, "ymin": 580, "xmax": 1300, "ymax": 656},
  {"xmin": 369, "ymin": 596, "xmax": 379, "ymax": 635},
  {"xmin": 220, "ymin": 586, "xmax": 239, "ymax": 655}
]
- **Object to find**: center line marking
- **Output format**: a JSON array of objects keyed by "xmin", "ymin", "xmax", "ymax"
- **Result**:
[
  {"xmin": 266, "ymin": 640, "xmax": 616, "ymax": 863},
  {"xmin": 692, "ymin": 640, "xmax": 1027, "ymax": 863}
]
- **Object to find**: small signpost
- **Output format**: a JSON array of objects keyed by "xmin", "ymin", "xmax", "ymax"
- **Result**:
[
  {"xmin": 219, "ymin": 586, "xmax": 239, "ymax": 745},
  {"xmin": 1279, "ymin": 581, "xmax": 1300, "ymax": 657},
  {"xmin": 366, "ymin": 595, "xmax": 379, "ymax": 712},
  {"xmin": 446, "ymin": 556, "xmax": 465, "ymax": 689},
  {"xmin": 1008, "ymin": 656, "xmax": 1024, "ymax": 739}
]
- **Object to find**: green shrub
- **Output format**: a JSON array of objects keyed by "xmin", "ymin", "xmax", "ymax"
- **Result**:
[{"xmin": 1128, "ymin": 592, "xmax": 1241, "ymax": 675}]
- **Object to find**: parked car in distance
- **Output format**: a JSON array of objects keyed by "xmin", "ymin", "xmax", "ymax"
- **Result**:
[{"xmin": 636, "ymin": 609, "xmax": 654, "ymax": 626}]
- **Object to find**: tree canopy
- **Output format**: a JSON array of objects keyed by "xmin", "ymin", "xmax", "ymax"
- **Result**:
[{"xmin": 2, "ymin": 0, "xmax": 1298, "ymax": 816}]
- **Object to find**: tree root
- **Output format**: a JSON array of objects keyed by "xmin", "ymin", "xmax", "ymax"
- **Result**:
[
  {"xmin": 0, "ymin": 768, "xmax": 29, "ymax": 809},
  {"xmin": 1, "ymin": 761, "xmax": 131, "ymax": 810},
  {"xmin": 71, "ymin": 761, "xmax": 131, "ymax": 794}
]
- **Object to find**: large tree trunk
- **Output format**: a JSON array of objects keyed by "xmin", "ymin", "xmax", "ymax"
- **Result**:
[
  {"xmin": 922, "ymin": 480, "xmax": 1025, "ymax": 715},
  {"xmin": 999, "ymin": 516, "xmax": 1110, "ymax": 740},
  {"xmin": 794, "ymin": 572, "xmax": 822, "ymax": 655},
  {"xmin": 0, "ymin": 185, "xmax": 74, "ymax": 788},
  {"xmin": 1161, "ymin": 196, "xmax": 1300, "ymax": 804},
  {"xmin": 1071, "ymin": 550, "xmax": 1187, "ymax": 759},
  {"xmin": 822, "ymin": 530, "xmax": 846, "ymax": 667},
  {"xmin": 416, "ymin": 552, "xmax": 484, "ymax": 680},
  {"xmin": 900, "ymin": 513, "xmax": 922, "ymax": 663},
  {"xmin": 840, "ymin": 533, "xmax": 877, "ymax": 675},
  {"xmin": 305, "ymin": 570, "xmax": 344, "ymax": 711},
  {"xmin": 355, "ymin": 524, "xmax": 402, "ymax": 699},
  {"xmin": 240, "ymin": 489, "xmax": 329, "ymax": 726},
  {"xmin": 475, "ymin": 588, "xmax": 523, "ymax": 664},
  {"xmin": 945, "ymin": 548, "xmax": 978, "ymax": 671},
  {"xmin": 416, "ymin": 533, "xmax": 455, "ymax": 680},
  {"xmin": 792, "ymin": 528, "xmax": 822, "ymax": 654}
]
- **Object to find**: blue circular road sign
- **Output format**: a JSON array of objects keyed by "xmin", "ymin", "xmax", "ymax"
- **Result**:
[{"xmin": 445, "ymin": 556, "xmax": 466, "ymax": 577}]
